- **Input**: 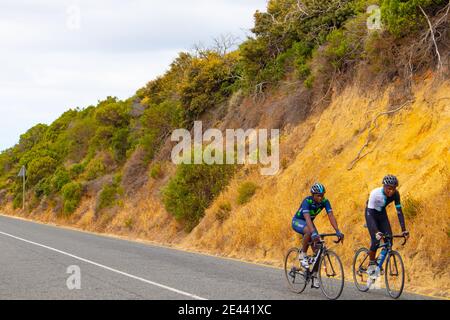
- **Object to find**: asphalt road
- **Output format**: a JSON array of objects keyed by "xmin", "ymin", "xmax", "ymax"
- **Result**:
[{"xmin": 0, "ymin": 214, "xmax": 438, "ymax": 300}]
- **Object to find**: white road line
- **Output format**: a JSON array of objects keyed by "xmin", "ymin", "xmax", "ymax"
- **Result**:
[{"xmin": 0, "ymin": 230, "xmax": 207, "ymax": 300}]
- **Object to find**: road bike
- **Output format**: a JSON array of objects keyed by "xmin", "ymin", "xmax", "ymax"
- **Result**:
[
  {"xmin": 284, "ymin": 233, "xmax": 344, "ymax": 300},
  {"xmin": 352, "ymin": 233, "xmax": 408, "ymax": 299}
]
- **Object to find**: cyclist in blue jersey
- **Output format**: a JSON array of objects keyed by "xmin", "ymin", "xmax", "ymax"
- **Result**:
[
  {"xmin": 365, "ymin": 175, "xmax": 410, "ymax": 276},
  {"xmin": 292, "ymin": 183, "xmax": 344, "ymax": 282}
]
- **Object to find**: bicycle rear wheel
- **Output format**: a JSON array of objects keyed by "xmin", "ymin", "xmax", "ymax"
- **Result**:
[
  {"xmin": 318, "ymin": 250, "xmax": 344, "ymax": 300},
  {"xmin": 352, "ymin": 248, "xmax": 371, "ymax": 292},
  {"xmin": 385, "ymin": 251, "xmax": 405, "ymax": 299},
  {"xmin": 284, "ymin": 247, "xmax": 307, "ymax": 294}
]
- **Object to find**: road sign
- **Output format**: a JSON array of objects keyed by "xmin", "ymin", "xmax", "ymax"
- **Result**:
[
  {"xmin": 18, "ymin": 166, "xmax": 26, "ymax": 177},
  {"xmin": 18, "ymin": 166, "xmax": 26, "ymax": 210}
]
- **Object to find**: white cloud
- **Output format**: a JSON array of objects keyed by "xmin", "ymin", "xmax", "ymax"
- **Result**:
[{"xmin": 0, "ymin": 0, "xmax": 268, "ymax": 151}]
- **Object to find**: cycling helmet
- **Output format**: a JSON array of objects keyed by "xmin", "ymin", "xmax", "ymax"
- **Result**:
[
  {"xmin": 382, "ymin": 175, "xmax": 399, "ymax": 187},
  {"xmin": 311, "ymin": 183, "xmax": 326, "ymax": 195}
]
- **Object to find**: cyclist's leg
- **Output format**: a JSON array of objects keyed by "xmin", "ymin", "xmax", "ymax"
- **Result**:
[
  {"xmin": 292, "ymin": 217, "xmax": 310, "ymax": 254},
  {"xmin": 378, "ymin": 211, "xmax": 393, "ymax": 244},
  {"xmin": 302, "ymin": 226, "xmax": 312, "ymax": 254},
  {"xmin": 365, "ymin": 208, "xmax": 381, "ymax": 262}
]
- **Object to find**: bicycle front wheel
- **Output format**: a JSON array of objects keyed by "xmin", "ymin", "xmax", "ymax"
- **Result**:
[
  {"xmin": 352, "ymin": 248, "xmax": 371, "ymax": 292},
  {"xmin": 284, "ymin": 247, "xmax": 307, "ymax": 294},
  {"xmin": 385, "ymin": 251, "xmax": 405, "ymax": 299},
  {"xmin": 318, "ymin": 250, "xmax": 344, "ymax": 300}
]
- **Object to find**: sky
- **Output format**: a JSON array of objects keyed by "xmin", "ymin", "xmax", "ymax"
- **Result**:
[{"xmin": 0, "ymin": 0, "xmax": 268, "ymax": 151}]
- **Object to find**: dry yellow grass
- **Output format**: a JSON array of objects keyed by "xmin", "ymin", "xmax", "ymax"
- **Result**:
[{"xmin": 180, "ymin": 77, "xmax": 450, "ymax": 297}]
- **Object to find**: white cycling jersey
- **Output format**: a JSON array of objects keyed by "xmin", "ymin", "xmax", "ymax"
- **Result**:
[{"xmin": 367, "ymin": 187, "xmax": 401, "ymax": 213}]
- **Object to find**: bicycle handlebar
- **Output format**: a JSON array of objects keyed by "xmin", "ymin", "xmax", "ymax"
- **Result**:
[
  {"xmin": 319, "ymin": 233, "xmax": 343, "ymax": 244},
  {"xmin": 393, "ymin": 234, "xmax": 408, "ymax": 246},
  {"xmin": 383, "ymin": 233, "xmax": 408, "ymax": 246}
]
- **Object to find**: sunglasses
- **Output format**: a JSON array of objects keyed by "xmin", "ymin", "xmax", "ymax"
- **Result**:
[{"xmin": 313, "ymin": 193, "xmax": 325, "ymax": 197}]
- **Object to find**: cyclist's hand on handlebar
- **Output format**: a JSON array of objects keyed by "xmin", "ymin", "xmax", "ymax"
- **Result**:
[
  {"xmin": 311, "ymin": 232, "xmax": 321, "ymax": 242},
  {"xmin": 375, "ymin": 232, "xmax": 384, "ymax": 241},
  {"xmin": 336, "ymin": 230, "xmax": 344, "ymax": 241}
]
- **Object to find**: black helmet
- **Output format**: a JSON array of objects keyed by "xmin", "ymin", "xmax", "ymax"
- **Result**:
[
  {"xmin": 311, "ymin": 183, "xmax": 326, "ymax": 195},
  {"xmin": 383, "ymin": 175, "xmax": 399, "ymax": 187}
]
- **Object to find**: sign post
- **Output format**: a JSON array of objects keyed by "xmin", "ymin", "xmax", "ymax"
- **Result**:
[{"xmin": 18, "ymin": 166, "xmax": 26, "ymax": 210}]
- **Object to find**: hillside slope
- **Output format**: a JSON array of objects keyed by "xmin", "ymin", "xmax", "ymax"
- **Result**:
[
  {"xmin": 2, "ymin": 74, "xmax": 448, "ymax": 298},
  {"xmin": 180, "ymin": 75, "xmax": 450, "ymax": 298}
]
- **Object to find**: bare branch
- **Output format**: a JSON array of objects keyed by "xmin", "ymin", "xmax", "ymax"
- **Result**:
[
  {"xmin": 252, "ymin": 82, "xmax": 269, "ymax": 104},
  {"xmin": 212, "ymin": 34, "xmax": 241, "ymax": 56},
  {"xmin": 348, "ymin": 100, "xmax": 414, "ymax": 171},
  {"xmin": 419, "ymin": 5, "xmax": 443, "ymax": 71}
]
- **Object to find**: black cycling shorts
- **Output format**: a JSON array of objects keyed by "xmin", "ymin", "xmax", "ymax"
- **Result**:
[{"xmin": 365, "ymin": 208, "xmax": 392, "ymax": 251}]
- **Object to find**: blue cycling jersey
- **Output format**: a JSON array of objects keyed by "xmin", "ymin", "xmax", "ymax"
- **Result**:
[{"xmin": 294, "ymin": 196, "xmax": 333, "ymax": 221}]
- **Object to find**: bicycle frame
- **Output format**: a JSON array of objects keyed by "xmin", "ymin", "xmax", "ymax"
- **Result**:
[
  {"xmin": 356, "ymin": 234, "xmax": 406, "ymax": 270},
  {"xmin": 307, "ymin": 234, "xmax": 341, "ymax": 283},
  {"xmin": 378, "ymin": 234, "xmax": 407, "ymax": 268}
]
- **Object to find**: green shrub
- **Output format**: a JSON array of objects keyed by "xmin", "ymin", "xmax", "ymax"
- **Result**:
[
  {"xmin": 124, "ymin": 218, "xmax": 134, "ymax": 230},
  {"xmin": 139, "ymin": 132, "xmax": 157, "ymax": 162},
  {"xmin": 111, "ymin": 128, "xmax": 130, "ymax": 163},
  {"xmin": 27, "ymin": 156, "xmax": 58, "ymax": 185},
  {"xmin": 141, "ymin": 100, "xmax": 184, "ymax": 137},
  {"xmin": 163, "ymin": 161, "xmax": 235, "ymax": 231},
  {"xmin": 323, "ymin": 17, "xmax": 366, "ymax": 71},
  {"xmin": 402, "ymin": 196, "xmax": 422, "ymax": 219},
  {"xmin": 13, "ymin": 193, "xmax": 22, "ymax": 209},
  {"xmin": 237, "ymin": 182, "xmax": 259, "ymax": 205},
  {"xmin": 149, "ymin": 163, "xmax": 163, "ymax": 180},
  {"xmin": 69, "ymin": 163, "xmax": 85, "ymax": 179},
  {"xmin": 18, "ymin": 124, "xmax": 48, "ymax": 151},
  {"xmin": 216, "ymin": 201, "xmax": 232, "ymax": 222},
  {"xmin": 292, "ymin": 41, "xmax": 314, "ymax": 78},
  {"xmin": 65, "ymin": 117, "xmax": 97, "ymax": 162},
  {"xmin": 61, "ymin": 182, "xmax": 83, "ymax": 214},
  {"xmin": 381, "ymin": 0, "xmax": 447, "ymax": 37},
  {"xmin": 304, "ymin": 75, "xmax": 315, "ymax": 89},
  {"xmin": 179, "ymin": 51, "xmax": 239, "ymax": 122},
  {"xmin": 84, "ymin": 158, "xmax": 106, "ymax": 181},
  {"xmin": 51, "ymin": 167, "xmax": 70, "ymax": 192},
  {"xmin": 97, "ymin": 174, "xmax": 123, "ymax": 212},
  {"xmin": 97, "ymin": 184, "xmax": 118, "ymax": 211},
  {"xmin": 35, "ymin": 177, "xmax": 52, "ymax": 198},
  {"xmin": 95, "ymin": 98, "xmax": 130, "ymax": 127},
  {"xmin": 92, "ymin": 126, "xmax": 114, "ymax": 147},
  {"xmin": 63, "ymin": 199, "xmax": 79, "ymax": 214},
  {"xmin": 113, "ymin": 173, "xmax": 122, "ymax": 186},
  {"xmin": 238, "ymin": 0, "xmax": 359, "ymax": 89}
]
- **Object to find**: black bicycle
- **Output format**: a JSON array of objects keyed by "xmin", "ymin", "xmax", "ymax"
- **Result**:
[
  {"xmin": 284, "ymin": 234, "xmax": 344, "ymax": 300},
  {"xmin": 353, "ymin": 233, "xmax": 408, "ymax": 299}
]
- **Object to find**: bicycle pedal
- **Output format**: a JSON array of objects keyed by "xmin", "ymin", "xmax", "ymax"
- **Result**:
[
  {"xmin": 311, "ymin": 279, "xmax": 320, "ymax": 289},
  {"xmin": 289, "ymin": 267, "xmax": 297, "ymax": 277},
  {"xmin": 366, "ymin": 279, "xmax": 375, "ymax": 289}
]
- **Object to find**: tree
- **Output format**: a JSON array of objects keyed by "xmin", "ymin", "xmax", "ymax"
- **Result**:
[
  {"xmin": 381, "ymin": 0, "xmax": 448, "ymax": 37},
  {"xmin": 179, "ymin": 51, "xmax": 240, "ymax": 122},
  {"xmin": 18, "ymin": 124, "xmax": 48, "ymax": 152},
  {"xmin": 163, "ymin": 161, "xmax": 235, "ymax": 231},
  {"xmin": 27, "ymin": 156, "xmax": 58, "ymax": 185}
]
